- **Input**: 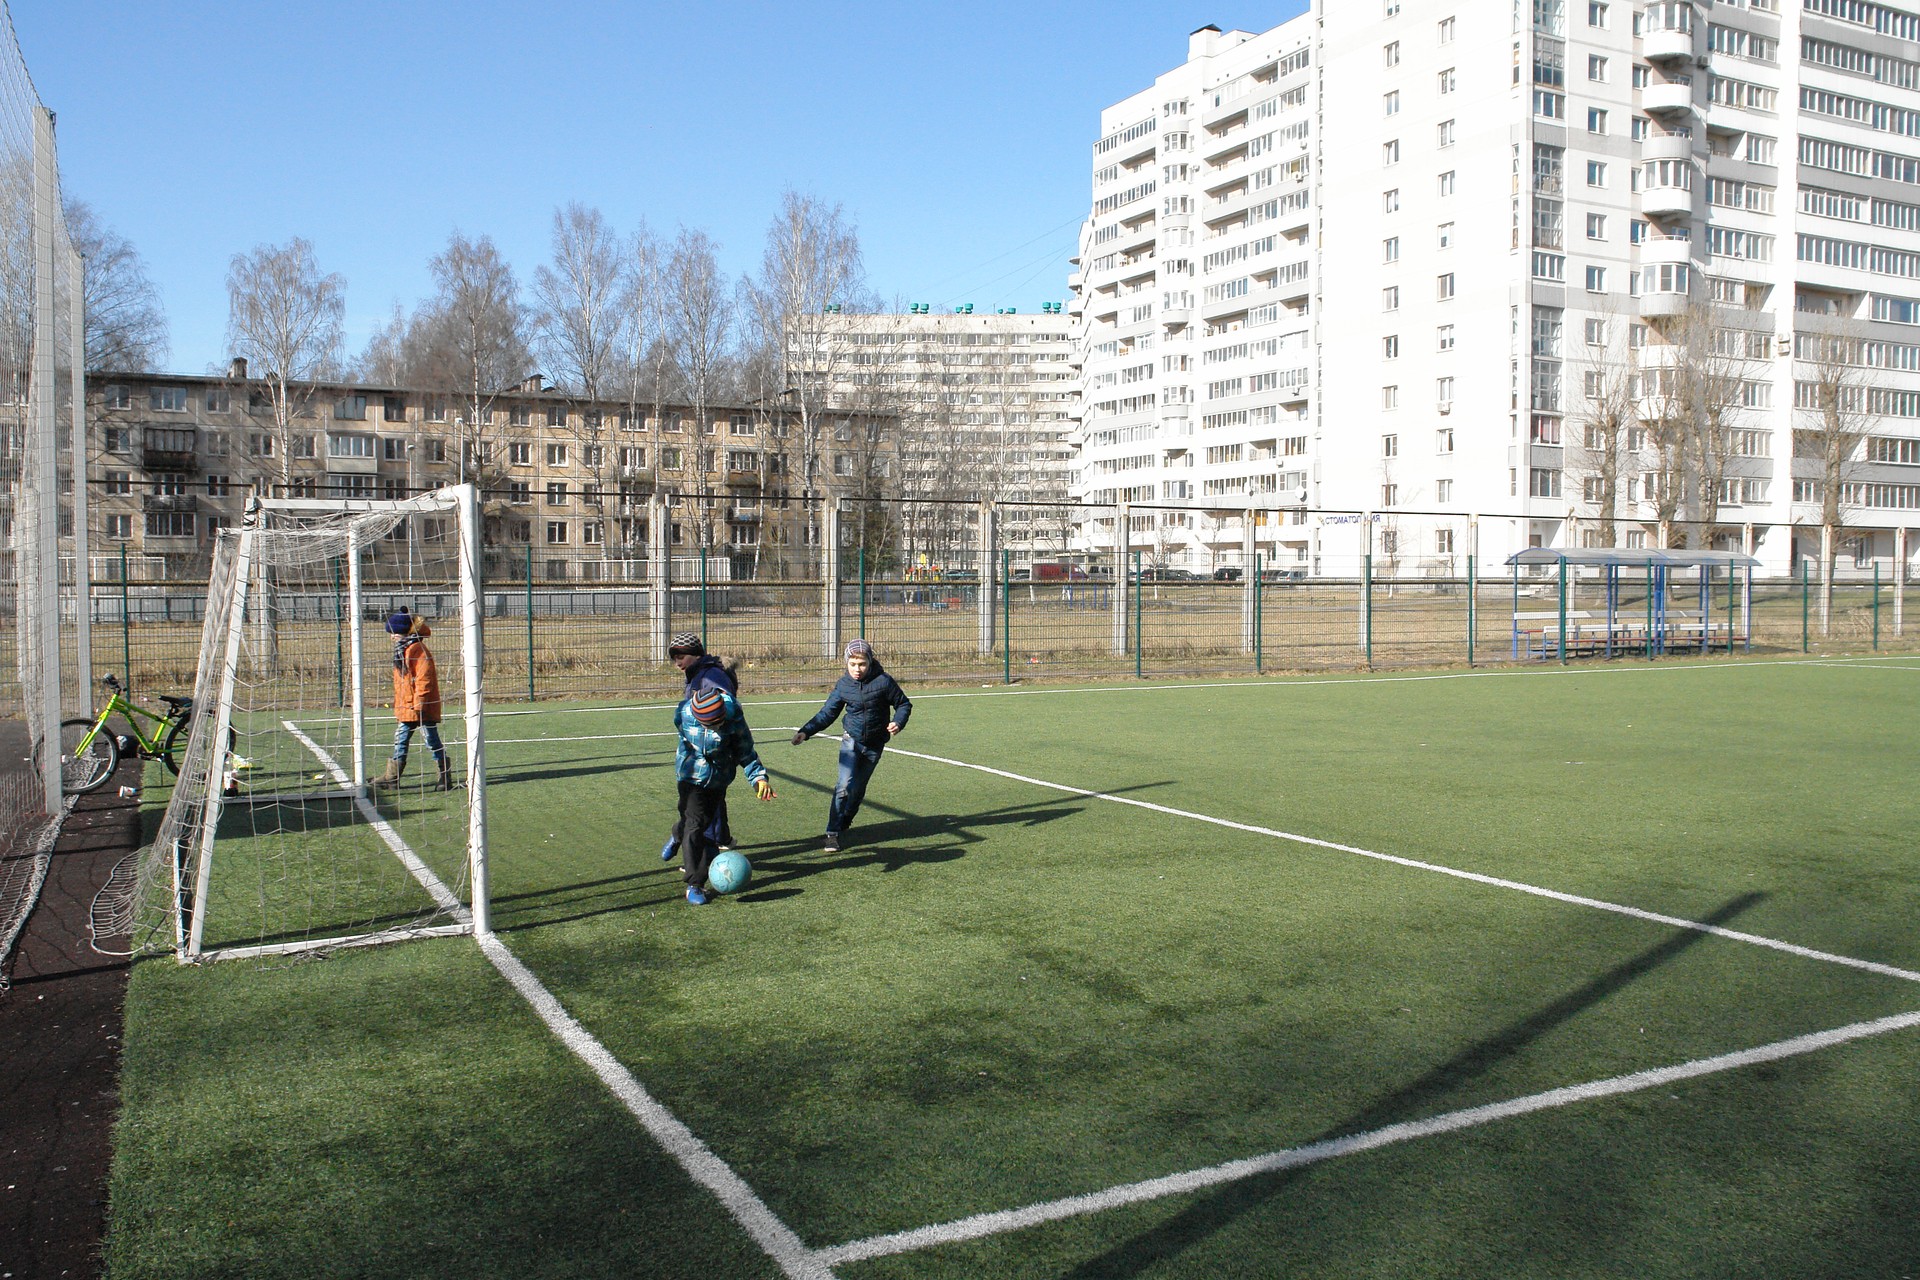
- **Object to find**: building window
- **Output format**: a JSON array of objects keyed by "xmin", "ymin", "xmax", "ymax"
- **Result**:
[
  {"xmin": 1437, "ymin": 427, "xmax": 1455, "ymax": 453},
  {"xmin": 1381, "ymin": 484, "xmax": 1399, "ymax": 506},
  {"xmin": 1586, "ymin": 160, "xmax": 1607, "ymax": 187},
  {"xmin": 1632, "ymin": 117, "xmax": 1648, "ymax": 142},
  {"xmin": 546, "ymin": 443, "xmax": 568, "ymax": 467},
  {"xmin": 1437, "ymin": 222, "xmax": 1454, "ymax": 249},
  {"xmin": 382, "ymin": 395, "xmax": 406, "ymax": 423},
  {"xmin": 1588, "ymin": 55, "xmax": 1608, "ymax": 81},
  {"xmin": 1587, "ymin": 107, "xmax": 1608, "ymax": 134},
  {"xmin": 1385, "ymin": 40, "xmax": 1400, "ymax": 66},
  {"xmin": 328, "ymin": 433, "xmax": 374, "ymax": 458},
  {"xmin": 1384, "ymin": 335, "xmax": 1400, "ymax": 358},
  {"xmin": 1384, "ymin": 188, "xmax": 1400, "ymax": 213},
  {"xmin": 145, "ymin": 511, "xmax": 195, "ymax": 538},
  {"xmin": 1438, "ymin": 171, "xmax": 1456, "ymax": 196},
  {"xmin": 1437, "ymin": 273, "xmax": 1456, "ymax": 300},
  {"xmin": 1586, "ymin": 266, "xmax": 1608, "ymax": 291},
  {"xmin": 1384, "ymin": 235, "xmax": 1400, "ymax": 262},
  {"xmin": 102, "ymin": 385, "xmax": 130, "ymax": 410},
  {"xmin": 546, "ymin": 521, "xmax": 568, "ymax": 544},
  {"xmin": 149, "ymin": 387, "xmax": 187, "ymax": 412},
  {"xmin": 1587, "ymin": 213, "xmax": 1607, "ymax": 240},
  {"xmin": 1383, "ymin": 386, "xmax": 1400, "ymax": 410},
  {"xmin": 1588, "ymin": 0, "xmax": 1608, "ymax": 26},
  {"xmin": 1383, "ymin": 286, "xmax": 1401, "ymax": 311},
  {"xmin": 106, "ymin": 513, "xmax": 131, "ymax": 540},
  {"xmin": 1437, "ymin": 68, "xmax": 1456, "ymax": 94},
  {"xmin": 508, "ymin": 481, "xmax": 531, "ymax": 504},
  {"xmin": 1585, "ymin": 318, "xmax": 1608, "ymax": 345},
  {"xmin": 333, "ymin": 394, "xmax": 368, "ymax": 421},
  {"xmin": 1437, "ymin": 119, "xmax": 1455, "ymax": 148},
  {"xmin": 1436, "ymin": 481, "xmax": 1453, "ymax": 505},
  {"xmin": 1438, "ymin": 15, "xmax": 1455, "ymax": 42},
  {"xmin": 205, "ymin": 388, "xmax": 230, "ymax": 413},
  {"xmin": 104, "ymin": 470, "xmax": 131, "ymax": 495},
  {"xmin": 509, "ymin": 441, "xmax": 531, "ymax": 466},
  {"xmin": 207, "ymin": 475, "xmax": 230, "ymax": 497},
  {"xmin": 1437, "ymin": 324, "xmax": 1455, "ymax": 350},
  {"xmin": 1384, "ymin": 90, "xmax": 1400, "ymax": 115},
  {"xmin": 1382, "ymin": 433, "xmax": 1399, "ymax": 457},
  {"xmin": 1437, "ymin": 376, "xmax": 1455, "ymax": 405},
  {"xmin": 660, "ymin": 447, "xmax": 682, "ymax": 470},
  {"xmin": 424, "ymin": 439, "xmax": 445, "ymax": 462},
  {"xmin": 509, "ymin": 405, "xmax": 531, "ymax": 427},
  {"xmin": 546, "ymin": 482, "xmax": 568, "ymax": 506},
  {"xmin": 1383, "ymin": 139, "xmax": 1401, "ymax": 165},
  {"xmin": 1530, "ymin": 467, "xmax": 1562, "ymax": 498},
  {"xmin": 548, "ymin": 407, "xmax": 568, "ymax": 428}
]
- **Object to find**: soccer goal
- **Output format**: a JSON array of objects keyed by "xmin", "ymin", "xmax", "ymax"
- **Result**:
[{"xmin": 93, "ymin": 485, "xmax": 490, "ymax": 963}]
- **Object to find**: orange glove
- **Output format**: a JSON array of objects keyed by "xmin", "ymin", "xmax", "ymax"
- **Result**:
[{"xmin": 753, "ymin": 777, "xmax": 776, "ymax": 802}]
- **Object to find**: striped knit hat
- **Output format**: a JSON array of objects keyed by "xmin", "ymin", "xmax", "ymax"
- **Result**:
[
  {"xmin": 690, "ymin": 688, "xmax": 728, "ymax": 726},
  {"xmin": 844, "ymin": 639, "xmax": 874, "ymax": 661}
]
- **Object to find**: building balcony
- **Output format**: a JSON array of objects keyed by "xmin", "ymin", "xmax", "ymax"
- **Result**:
[
  {"xmin": 1642, "ymin": 28, "xmax": 1694, "ymax": 63},
  {"xmin": 1641, "ymin": 183, "xmax": 1693, "ymax": 218},
  {"xmin": 135, "ymin": 444, "xmax": 200, "ymax": 472},
  {"xmin": 1642, "ymin": 81, "xmax": 1694, "ymax": 116},
  {"xmin": 1641, "ymin": 236, "xmax": 1694, "ymax": 265},
  {"xmin": 1642, "ymin": 133, "xmax": 1692, "ymax": 162},
  {"xmin": 141, "ymin": 494, "xmax": 198, "ymax": 513},
  {"xmin": 323, "ymin": 453, "xmax": 378, "ymax": 475},
  {"xmin": 1640, "ymin": 290, "xmax": 1690, "ymax": 319}
]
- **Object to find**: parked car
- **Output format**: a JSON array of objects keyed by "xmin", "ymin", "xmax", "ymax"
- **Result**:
[
  {"xmin": 1142, "ymin": 567, "xmax": 1202, "ymax": 582},
  {"xmin": 942, "ymin": 568, "xmax": 980, "ymax": 582},
  {"xmin": 1212, "ymin": 567, "xmax": 1243, "ymax": 581},
  {"xmin": 1260, "ymin": 566, "xmax": 1309, "ymax": 584}
]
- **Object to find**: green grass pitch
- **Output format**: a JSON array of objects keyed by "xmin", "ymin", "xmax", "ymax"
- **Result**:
[{"xmin": 106, "ymin": 656, "xmax": 1920, "ymax": 1278}]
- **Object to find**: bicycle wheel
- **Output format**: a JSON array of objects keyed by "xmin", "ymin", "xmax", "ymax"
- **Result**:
[
  {"xmin": 59, "ymin": 718, "xmax": 119, "ymax": 794},
  {"xmin": 159, "ymin": 714, "xmax": 189, "ymax": 776}
]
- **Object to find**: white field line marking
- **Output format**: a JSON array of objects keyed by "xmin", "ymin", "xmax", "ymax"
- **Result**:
[
  {"xmin": 286, "ymin": 726, "xmax": 833, "ymax": 1279},
  {"xmin": 884, "ymin": 743, "xmax": 1920, "ymax": 987},
  {"xmin": 282, "ymin": 721, "xmax": 465, "ymax": 918},
  {"xmin": 488, "ymin": 731, "xmax": 677, "ymax": 745},
  {"xmin": 477, "ymin": 935, "xmax": 835, "ymax": 1280},
  {"xmin": 1798, "ymin": 659, "xmax": 1920, "ymax": 672},
  {"xmin": 817, "ymin": 1008, "xmax": 1920, "ymax": 1267}
]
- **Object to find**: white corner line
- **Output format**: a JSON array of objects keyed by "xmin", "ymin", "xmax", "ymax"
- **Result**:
[
  {"xmin": 882, "ymin": 744, "xmax": 1920, "ymax": 988},
  {"xmin": 818, "ymin": 1008, "xmax": 1920, "ymax": 1267},
  {"xmin": 287, "ymin": 722, "xmax": 834, "ymax": 1280}
]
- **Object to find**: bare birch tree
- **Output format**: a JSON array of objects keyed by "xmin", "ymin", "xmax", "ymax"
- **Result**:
[
  {"xmin": 745, "ymin": 191, "xmax": 869, "ymax": 551},
  {"xmin": 662, "ymin": 228, "xmax": 732, "ymax": 553},
  {"xmin": 1796, "ymin": 324, "xmax": 1879, "ymax": 631},
  {"xmin": 65, "ymin": 200, "xmax": 168, "ymax": 373},
  {"xmin": 1567, "ymin": 307, "xmax": 1639, "ymax": 547},
  {"xmin": 224, "ymin": 237, "xmax": 344, "ymax": 489},
  {"xmin": 412, "ymin": 232, "xmax": 529, "ymax": 501}
]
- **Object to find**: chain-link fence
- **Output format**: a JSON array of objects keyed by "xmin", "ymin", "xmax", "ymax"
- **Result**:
[{"xmin": 73, "ymin": 498, "xmax": 1920, "ymax": 707}]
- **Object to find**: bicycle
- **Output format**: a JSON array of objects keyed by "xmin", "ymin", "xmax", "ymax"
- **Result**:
[{"xmin": 58, "ymin": 674, "xmax": 195, "ymax": 795}]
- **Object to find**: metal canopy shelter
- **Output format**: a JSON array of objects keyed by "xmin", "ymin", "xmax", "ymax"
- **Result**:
[{"xmin": 1504, "ymin": 547, "xmax": 1762, "ymax": 663}]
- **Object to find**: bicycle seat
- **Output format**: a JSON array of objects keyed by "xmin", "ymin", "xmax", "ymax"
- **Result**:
[{"xmin": 158, "ymin": 694, "xmax": 193, "ymax": 712}]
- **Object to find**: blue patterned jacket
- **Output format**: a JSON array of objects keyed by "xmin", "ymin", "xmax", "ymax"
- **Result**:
[{"xmin": 673, "ymin": 690, "xmax": 768, "ymax": 790}]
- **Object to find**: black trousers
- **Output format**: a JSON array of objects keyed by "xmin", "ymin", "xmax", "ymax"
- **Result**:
[{"xmin": 674, "ymin": 780, "xmax": 727, "ymax": 890}]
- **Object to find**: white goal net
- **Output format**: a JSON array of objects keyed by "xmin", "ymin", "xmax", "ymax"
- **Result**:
[{"xmin": 93, "ymin": 486, "xmax": 489, "ymax": 962}]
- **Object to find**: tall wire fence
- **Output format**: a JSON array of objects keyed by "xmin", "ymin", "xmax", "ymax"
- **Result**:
[
  {"xmin": 0, "ymin": 4, "xmax": 88, "ymax": 984},
  {"xmin": 75, "ymin": 496, "xmax": 1919, "ymax": 708}
]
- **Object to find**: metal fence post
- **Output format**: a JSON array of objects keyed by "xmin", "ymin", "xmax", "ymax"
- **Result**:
[
  {"xmin": 823, "ymin": 498, "xmax": 842, "ymax": 659},
  {"xmin": 525, "ymin": 542, "xmax": 535, "ymax": 703},
  {"xmin": 1002, "ymin": 547, "xmax": 1012, "ymax": 684},
  {"xmin": 120, "ymin": 542, "xmax": 131, "ymax": 691},
  {"xmin": 1466, "ymin": 553, "xmax": 1475, "ymax": 667},
  {"xmin": 1113, "ymin": 502, "xmax": 1130, "ymax": 657},
  {"xmin": 1133, "ymin": 550, "xmax": 1143, "ymax": 679},
  {"xmin": 1801, "ymin": 558, "xmax": 1809, "ymax": 654}
]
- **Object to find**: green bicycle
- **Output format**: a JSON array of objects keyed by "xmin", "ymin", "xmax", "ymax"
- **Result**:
[{"xmin": 59, "ymin": 673, "xmax": 195, "ymax": 795}]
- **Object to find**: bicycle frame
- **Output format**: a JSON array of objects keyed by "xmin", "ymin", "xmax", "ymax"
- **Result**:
[{"xmin": 75, "ymin": 690, "xmax": 175, "ymax": 757}]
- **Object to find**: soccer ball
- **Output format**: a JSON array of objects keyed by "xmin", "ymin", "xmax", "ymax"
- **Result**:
[{"xmin": 707, "ymin": 850, "xmax": 752, "ymax": 896}]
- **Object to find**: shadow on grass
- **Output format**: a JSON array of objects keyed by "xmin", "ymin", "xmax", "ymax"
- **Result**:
[{"xmin": 1057, "ymin": 891, "xmax": 1767, "ymax": 1280}]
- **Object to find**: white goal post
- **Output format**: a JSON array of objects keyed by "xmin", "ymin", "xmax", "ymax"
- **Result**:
[{"xmin": 93, "ymin": 484, "xmax": 490, "ymax": 963}]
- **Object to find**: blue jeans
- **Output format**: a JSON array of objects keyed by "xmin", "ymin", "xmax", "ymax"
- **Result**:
[
  {"xmin": 828, "ymin": 737, "xmax": 884, "ymax": 836},
  {"xmin": 392, "ymin": 721, "xmax": 446, "ymax": 764}
]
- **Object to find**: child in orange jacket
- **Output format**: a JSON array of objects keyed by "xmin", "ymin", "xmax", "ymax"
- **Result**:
[{"xmin": 373, "ymin": 609, "xmax": 455, "ymax": 791}]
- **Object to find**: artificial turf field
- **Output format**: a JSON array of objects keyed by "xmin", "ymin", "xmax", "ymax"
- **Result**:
[{"xmin": 106, "ymin": 655, "xmax": 1920, "ymax": 1279}]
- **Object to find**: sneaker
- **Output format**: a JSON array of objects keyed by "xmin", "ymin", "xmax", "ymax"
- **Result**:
[
  {"xmin": 686, "ymin": 887, "xmax": 709, "ymax": 905},
  {"xmin": 660, "ymin": 838, "xmax": 676, "ymax": 862},
  {"xmin": 716, "ymin": 844, "xmax": 734, "ymax": 853},
  {"xmin": 823, "ymin": 833, "xmax": 841, "ymax": 853}
]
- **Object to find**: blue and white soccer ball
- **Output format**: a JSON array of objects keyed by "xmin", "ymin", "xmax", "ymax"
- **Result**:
[{"xmin": 707, "ymin": 850, "xmax": 752, "ymax": 896}]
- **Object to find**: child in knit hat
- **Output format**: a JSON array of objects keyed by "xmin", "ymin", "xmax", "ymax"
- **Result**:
[
  {"xmin": 791, "ymin": 639, "xmax": 912, "ymax": 853},
  {"xmin": 667, "ymin": 686, "xmax": 775, "ymax": 904},
  {"xmin": 373, "ymin": 609, "xmax": 454, "ymax": 792}
]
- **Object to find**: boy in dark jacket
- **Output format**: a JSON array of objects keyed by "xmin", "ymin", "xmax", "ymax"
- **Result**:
[
  {"xmin": 791, "ymin": 638, "xmax": 912, "ymax": 853},
  {"xmin": 669, "ymin": 687, "xmax": 775, "ymax": 904}
]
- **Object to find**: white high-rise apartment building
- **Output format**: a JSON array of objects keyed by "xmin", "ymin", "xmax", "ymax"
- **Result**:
[
  {"xmin": 799, "ymin": 309, "xmax": 1079, "ymax": 557},
  {"xmin": 1072, "ymin": 3, "xmax": 1920, "ymax": 578}
]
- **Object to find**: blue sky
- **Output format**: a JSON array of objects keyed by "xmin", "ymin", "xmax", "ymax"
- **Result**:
[{"xmin": 13, "ymin": 1, "xmax": 1306, "ymax": 376}]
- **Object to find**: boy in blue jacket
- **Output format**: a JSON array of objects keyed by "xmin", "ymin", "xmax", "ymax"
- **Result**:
[
  {"xmin": 791, "ymin": 639, "xmax": 912, "ymax": 853},
  {"xmin": 669, "ymin": 687, "xmax": 775, "ymax": 905}
]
